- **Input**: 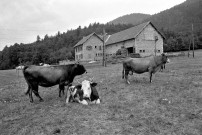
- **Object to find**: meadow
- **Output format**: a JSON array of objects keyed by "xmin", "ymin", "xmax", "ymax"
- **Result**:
[{"xmin": 0, "ymin": 51, "xmax": 202, "ymax": 135}]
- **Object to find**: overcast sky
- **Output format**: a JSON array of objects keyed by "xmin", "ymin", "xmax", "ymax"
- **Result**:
[{"xmin": 0, "ymin": 0, "xmax": 186, "ymax": 51}]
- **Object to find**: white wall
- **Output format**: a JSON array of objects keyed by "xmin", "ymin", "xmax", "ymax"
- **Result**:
[
  {"xmin": 135, "ymin": 24, "xmax": 163, "ymax": 57},
  {"xmin": 75, "ymin": 35, "xmax": 103, "ymax": 61}
]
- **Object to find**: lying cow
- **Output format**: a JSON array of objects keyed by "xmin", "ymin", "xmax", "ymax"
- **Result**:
[
  {"xmin": 122, "ymin": 53, "xmax": 170, "ymax": 84},
  {"xmin": 23, "ymin": 63, "xmax": 86, "ymax": 103},
  {"xmin": 66, "ymin": 80, "xmax": 100, "ymax": 105}
]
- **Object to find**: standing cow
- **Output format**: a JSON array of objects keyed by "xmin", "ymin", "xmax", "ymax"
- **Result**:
[
  {"xmin": 23, "ymin": 63, "xmax": 86, "ymax": 103},
  {"xmin": 122, "ymin": 53, "xmax": 169, "ymax": 84},
  {"xmin": 66, "ymin": 80, "xmax": 100, "ymax": 105}
]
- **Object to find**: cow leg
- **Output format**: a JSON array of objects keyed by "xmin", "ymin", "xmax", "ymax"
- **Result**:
[
  {"xmin": 66, "ymin": 89, "xmax": 71, "ymax": 103},
  {"xmin": 29, "ymin": 88, "xmax": 34, "ymax": 103},
  {"xmin": 149, "ymin": 72, "xmax": 153, "ymax": 83},
  {"xmin": 32, "ymin": 90, "xmax": 44, "ymax": 102},
  {"xmin": 25, "ymin": 85, "xmax": 31, "ymax": 95},
  {"xmin": 125, "ymin": 70, "xmax": 130, "ymax": 84},
  {"xmin": 59, "ymin": 84, "xmax": 65, "ymax": 97},
  {"xmin": 32, "ymin": 85, "xmax": 44, "ymax": 102}
]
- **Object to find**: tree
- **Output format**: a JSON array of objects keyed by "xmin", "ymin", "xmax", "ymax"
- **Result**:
[{"xmin": 36, "ymin": 35, "xmax": 41, "ymax": 42}]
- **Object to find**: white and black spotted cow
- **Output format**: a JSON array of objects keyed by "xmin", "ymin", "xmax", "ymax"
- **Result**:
[{"xmin": 66, "ymin": 80, "xmax": 101, "ymax": 105}]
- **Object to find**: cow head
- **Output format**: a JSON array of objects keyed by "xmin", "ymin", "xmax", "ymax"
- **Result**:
[
  {"xmin": 81, "ymin": 80, "xmax": 97, "ymax": 100},
  {"xmin": 66, "ymin": 80, "xmax": 100, "ymax": 105},
  {"xmin": 74, "ymin": 64, "xmax": 87, "ymax": 75}
]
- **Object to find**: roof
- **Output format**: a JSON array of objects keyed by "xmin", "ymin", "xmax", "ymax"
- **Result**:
[
  {"xmin": 105, "ymin": 21, "xmax": 165, "ymax": 46},
  {"xmin": 74, "ymin": 33, "xmax": 103, "ymax": 48}
]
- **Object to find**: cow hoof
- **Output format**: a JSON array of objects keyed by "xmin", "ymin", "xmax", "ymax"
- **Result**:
[
  {"xmin": 66, "ymin": 100, "xmax": 69, "ymax": 104},
  {"xmin": 96, "ymin": 99, "xmax": 101, "ymax": 104},
  {"xmin": 80, "ymin": 100, "xmax": 88, "ymax": 105}
]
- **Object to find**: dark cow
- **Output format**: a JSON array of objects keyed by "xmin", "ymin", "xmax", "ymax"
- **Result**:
[
  {"xmin": 122, "ymin": 53, "xmax": 170, "ymax": 84},
  {"xmin": 23, "ymin": 64, "xmax": 86, "ymax": 103},
  {"xmin": 66, "ymin": 80, "xmax": 100, "ymax": 105}
]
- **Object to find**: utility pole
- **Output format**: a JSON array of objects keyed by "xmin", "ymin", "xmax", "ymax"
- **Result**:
[
  {"xmin": 154, "ymin": 36, "xmax": 158, "ymax": 56},
  {"xmin": 188, "ymin": 39, "xmax": 191, "ymax": 57},
  {"xmin": 192, "ymin": 24, "xmax": 195, "ymax": 58},
  {"xmin": 103, "ymin": 29, "xmax": 106, "ymax": 67}
]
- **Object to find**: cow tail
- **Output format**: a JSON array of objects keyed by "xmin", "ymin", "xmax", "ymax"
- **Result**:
[
  {"xmin": 122, "ymin": 63, "xmax": 125, "ymax": 79},
  {"xmin": 23, "ymin": 66, "xmax": 30, "ymax": 95},
  {"xmin": 22, "ymin": 66, "xmax": 28, "ymax": 76}
]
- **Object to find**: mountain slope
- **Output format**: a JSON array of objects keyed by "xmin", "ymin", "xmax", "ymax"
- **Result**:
[
  {"xmin": 109, "ymin": 13, "xmax": 151, "ymax": 25},
  {"xmin": 142, "ymin": 0, "xmax": 202, "ymax": 32},
  {"xmin": 109, "ymin": 0, "xmax": 202, "ymax": 33}
]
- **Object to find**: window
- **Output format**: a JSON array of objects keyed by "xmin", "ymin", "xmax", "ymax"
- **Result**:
[
  {"xmin": 139, "ymin": 50, "xmax": 142, "ymax": 53},
  {"xmin": 143, "ymin": 50, "xmax": 145, "ymax": 53},
  {"xmin": 77, "ymin": 46, "xmax": 83, "ymax": 52},
  {"xmin": 95, "ymin": 46, "xmax": 97, "ymax": 49},
  {"xmin": 99, "ymin": 46, "xmax": 102, "ymax": 50},
  {"xmin": 86, "ymin": 46, "xmax": 92, "ymax": 50},
  {"xmin": 158, "ymin": 50, "xmax": 160, "ymax": 53}
]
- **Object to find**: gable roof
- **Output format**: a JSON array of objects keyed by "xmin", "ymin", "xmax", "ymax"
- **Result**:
[
  {"xmin": 105, "ymin": 21, "xmax": 165, "ymax": 46},
  {"xmin": 74, "ymin": 32, "xmax": 103, "ymax": 48}
]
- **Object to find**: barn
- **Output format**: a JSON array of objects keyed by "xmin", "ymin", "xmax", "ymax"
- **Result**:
[
  {"xmin": 74, "ymin": 21, "xmax": 165, "ymax": 61},
  {"xmin": 74, "ymin": 32, "xmax": 103, "ymax": 61},
  {"xmin": 105, "ymin": 21, "xmax": 165, "ymax": 57}
]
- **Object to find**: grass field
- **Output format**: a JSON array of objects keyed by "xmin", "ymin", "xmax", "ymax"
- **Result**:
[{"xmin": 0, "ymin": 51, "xmax": 202, "ymax": 135}]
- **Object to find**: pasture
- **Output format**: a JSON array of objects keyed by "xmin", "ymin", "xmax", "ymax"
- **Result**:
[{"xmin": 1, "ymin": 51, "xmax": 202, "ymax": 135}]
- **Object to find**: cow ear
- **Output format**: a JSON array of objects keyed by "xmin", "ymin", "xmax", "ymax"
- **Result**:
[{"xmin": 91, "ymin": 82, "xmax": 97, "ymax": 87}]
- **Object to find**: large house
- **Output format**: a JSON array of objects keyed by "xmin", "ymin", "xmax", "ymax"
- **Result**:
[
  {"xmin": 74, "ymin": 32, "xmax": 103, "ymax": 61},
  {"xmin": 74, "ymin": 21, "xmax": 165, "ymax": 61}
]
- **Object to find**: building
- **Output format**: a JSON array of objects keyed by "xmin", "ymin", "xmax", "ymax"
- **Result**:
[
  {"xmin": 105, "ymin": 21, "xmax": 165, "ymax": 57},
  {"xmin": 74, "ymin": 32, "xmax": 103, "ymax": 61},
  {"xmin": 74, "ymin": 21, "xmax": 165, "ymax": 61}
]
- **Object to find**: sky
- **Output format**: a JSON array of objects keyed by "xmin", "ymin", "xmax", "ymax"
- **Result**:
[{"xmin": 0, "ymin": 0, "xmax": 186, "ymax": 51}]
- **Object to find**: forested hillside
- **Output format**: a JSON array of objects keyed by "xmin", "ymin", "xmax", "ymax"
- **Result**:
[
  {"xmin": 143, "ymin": 0, "xmax": 202, "ymax": 33},
  {"xmin": 0, "ymin": 23, "xmax": 133, "ymax": 70},
  {"xmin": 144, "ymin": 0, "xmax": 202, "ymax": 52},
  {"xmin": 109, "ymin": 13, "xmax": 151, "ymax": 25}
]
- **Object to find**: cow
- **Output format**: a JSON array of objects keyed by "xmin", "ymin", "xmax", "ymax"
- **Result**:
[
  {"xmin": 23, "ymin": 63, "xmax": 87, "ymax": 103},
  {"xmin": 16, "ymin": 65, "xmax": 25, "ymax": 76},
  {"xmin": 66, "ymin": 80, "xmax": 100, "ymax": 105},
  {"xmin": 122, "ymin": 53, "xmax": 170, "ymax": 84},
  {"xmin": 39, "ymin": 63, "xmax": 50, "ymax": 66}
]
